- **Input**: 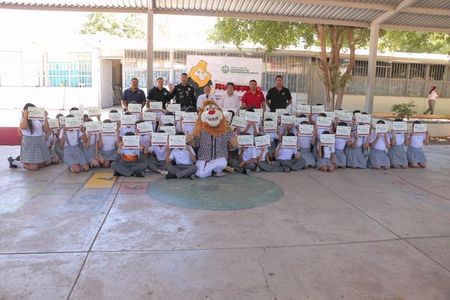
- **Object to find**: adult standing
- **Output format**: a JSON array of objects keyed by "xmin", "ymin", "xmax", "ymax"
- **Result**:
[
  {"xmin": 147, "ymin": 77, "xmax": 171, "ymax": 109},
  {"xmin": 122, "ymin": 77, "xmax": 146, "ymax": 111},
  {"xmin": 169, "ymin": 73, "xmax": 196, "ymax": 110},
  {"xmin": 266, "ymin": 75, "xmax": 292, "ymax": 112},
  {"xmin": 423, "ymin": 86, "xmax": 440, "ymax": 115},
  {"xmin": 196, "ymin": 85, "xmax": 214, "ymax": 109},
  {"xmin": 219, "ymin": 82, "xmax": 241, "ymax": 111},
  {"xmin": 241, "ymin": 80, "xmax": 266, "ymax": 111}
]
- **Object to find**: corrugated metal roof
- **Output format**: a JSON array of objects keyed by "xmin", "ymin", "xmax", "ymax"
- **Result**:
[{"xmin": 0, "ymin": 0, "xmax": 449, "ymax": 33}]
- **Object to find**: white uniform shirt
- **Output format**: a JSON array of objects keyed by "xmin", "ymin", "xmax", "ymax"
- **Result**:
[
  {"xmin": 276, "ymin": 147, "xmax": 297, "ymax": 160},
  {"xmin": 60, "ymin": 129, "xmax": 81, "ymax": 147},
  {"xmin": 369, "ymin": 132, "xmax": 390, "ymax": 151},
  {"xmin": 21, "ymin": 120, "xmax": 44, "ymax": 136},
  {"xmin": 297, "ymin": 136, "xmax": 312, "ymax": 149},
  {"xmin": 239, "ymin": 146, "xmax": 257, "ymax": 162},
  {"xmin": 335, "ymin": 137, "xmax": 349, "ymax": 150},
  {"xmin": 101, "ymin": 134, "xmax": 117, "ymax": 152},
  {"xmin": 429, "ymin": 90, "xmax": 438, "ymax": 100},
  {"xmin": 323, "ymin": 145, "xmax": 335, "ymax": 159},
  {"xmin": 220, "ymin": 93, "xmax": 241, "ymax": 111},
  {"xmin": 150, "ymin": 145, "xmax": 166, "ymax": 161},
  {"xmin": 169, "ymin": 146, "xmax": 196, "ymax": 165},
  {"xmin": 120, "ymin": 125, "xmax": 136, "ymax": 137},
  {"xmin": 255, "ymin": 147, "xmax": 268, "ymax": 162},
  {"xmin": 410, "ymin": 133, "xmax": 426, "ymax": 148},
  {"xmin": 393, "ymin": 132, "xmax": 406, "ymax": 145}
]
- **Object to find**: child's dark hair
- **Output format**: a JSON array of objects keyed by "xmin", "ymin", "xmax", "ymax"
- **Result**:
[
  {"xmin": 176, "ymin": 132, "xmax": 185, "ymax": 136},
  {"xmin": 264, "ymin": 118, "xmax": 273, "ymax": 122},
  {"xmin": 413, "ymin": 120, "xmax": 421, "ymax": 125},
  {"xmin": 337, "ymin": 121, "xmax": 348, "ymax": 126},
  {"xmin": 246, "ymin": 108, "xmax": 255, "ymax": 112},
  {"xmin": 156, "ymin": 130, "xmax": 165, "ymax": 133},
  {"xmin": 56, "ymin": 113, "xmax": 64, "ymax": 118},
  {"xmin": 287, "ymin": 132, "xmax": 295, "ymax": 137},
  {"xmin": 394, "ymin": 118, "xmax": 403, "ymax": 122},
  {"xmin": 318, "ymin": 113, "xmax": 327, "ymax": 117},
  {"xmin": 110, "ymin": 109, "xmax": 118, "ymax": 113},
  {"xmin": 23, "ymin": 103, "xmax": 36, "ymax": 134},
  {"xmin": 124, "ymin": 131, "xmax": 135, "ymax": 136},
  {"xmin": 361, "ymin": 112, "xmax": 368, "ymax": 115},
  {"xmin": 353, "ymin": 110, "xmax": 361, "ymax": 115},
  {"xmin": 164, "ymin": 123, "xmax": 174, "ymax": 127},
  {"xmin": 70, "ymin": 107, "xmax": 79, "ymax": 112},
  {"xmin": 165, "ymin": 112, "xmax": 175, "ymax": 116},
  {"xmin": 300, "ymin": 121, "xmax": 309, "ymax": 125},
  {"xmin": 124, "ymin": 112, "xmax": 131, "ymax": 115},
  {"xmin": 298, "ymin": 114, "xmax": 307, "ymax": 118},
  {"xmin": 322, "ymin": 130, "xmax": 330, "ymax": 134},
  {"xmin": 66, "ymin": 114, "xmax": 74, "ymax": 118},
  {"xmin": 135, "ymin": 120, "xmax": 144, "ymax": 125},
  {"xmin": 186, "ymin": 107, "xmax": 198, "ymax": 113},
  {"xmin": 103, "ymin": 119, "xmax": 112, "ymax": 123},
  {"xmin": 376, "ymin": 120, "xmax": 385, "ymax": 124}
]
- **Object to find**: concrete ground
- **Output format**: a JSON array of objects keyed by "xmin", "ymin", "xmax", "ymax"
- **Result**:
[{"xmin": 0, "ymin": 145, "xmax": 449, "ymax": 300}]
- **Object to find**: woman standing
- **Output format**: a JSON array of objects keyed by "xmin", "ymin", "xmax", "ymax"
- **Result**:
[
  {"xmin": 17, "ymin": 103, "xmax": 51, "ymax": 171},
  {"xmin": 423, "ymin": 86, "xmax": 439, "ymax": 115}
]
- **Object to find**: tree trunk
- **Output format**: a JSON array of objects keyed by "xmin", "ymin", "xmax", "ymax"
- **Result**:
[
  {"xmin": 316, "ymin": 24, "xmax": 332, "ymax": 108},
  {"xmin": 335, "ymin": 29, "xmax": 356, "ymax": 110}
]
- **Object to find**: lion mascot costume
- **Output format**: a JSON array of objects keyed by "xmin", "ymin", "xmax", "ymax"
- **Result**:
[{"xmin": 191, "ymin": 99, "xmax": 237, "ymax": 178}]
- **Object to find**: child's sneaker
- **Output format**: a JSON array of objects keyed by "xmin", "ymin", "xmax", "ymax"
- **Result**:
[
  {"xmin": 213, "ymin": 171, "xmax": 226, "ymax": 177},
  {"xmin": 7, "ymin": 157, "xmax": 17, "ymax": 169},
  {"xmin": 255, "ymin": 167, "xmax": 261, "ymax": 172},
  {"xmin": 158, "ymin": 170, "xmax": 168, "ymax": 175},
  {"xmin": 189, "ymin": 174, "xmax": 196, "ymax": 180}
]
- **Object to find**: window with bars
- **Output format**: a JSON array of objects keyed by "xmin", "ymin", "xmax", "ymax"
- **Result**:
[{"xmin": 46, "ymin": 52, "xmax": 92, "ymax": 87}]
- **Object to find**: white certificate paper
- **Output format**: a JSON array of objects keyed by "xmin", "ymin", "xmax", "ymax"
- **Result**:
[
  {"xmin": 263, "ymin": 112, "xmax": 277, "ymax": 121},
  {"xmin": 182, "ymin": 112, "xmax": 198, "ymax": 123},
  {"xmin": 356, "ymin": 113, "xmax": 371, "ymax": 124},
  {"xmin": 151, "ymin": 132, "xmax": 167, "ymax": 145},
  {"xmin": 169, "ymin": 135, "xmax": 186, "ymax": 148},
  {"xmin": 357, "ymin": 124, "xmax": 370, "ymax": 136},
  {"xmin": 238, "ymin": 135, "xmax": 254, "ymax": 147},
  {"xmin": 123, "ymin": 135, "xmax": 140, "ymax": 149},
  {"xmin": 336, "ymin": 126, "xmax": 351, "ymax": 138},
  {"xmin": 149, "ymin": 102, "xmax": 163, "ymax": 110},
  {"xmin": 87, "ymin": 107, "xmax": 102, "ymax": 116},
  {"xmin": 296, "ymin": 104, "xmax": 311, "ymax": 114},
  {"xmin": 65, "ymin": 117, "xmax": 81, "ymax": 129},
  {"xmin": 282, "ymin": 136, "xmax": 297, "ymax": 148},
  {"xmin": 245, "ymin": 111, "xmax": 261, "ymax": 123},
  {"xmin": 128, "ymin": 103, "xmax": 142, "ymax": 113},
  {"xmin": 254, "ymin": 135, "xmax": 270, "ymax": 148},
  {"xmin": 167, "ymin": 103, "xmax": 181, "ymax": 112},
  {"xmin": 263, "ymin": 120, "xmax": 277, "ymax": 132},
  {"xmin": 58, "ymin": 116, "xmax": 66, "ymax": 127},
  {"xmin": 392, "ymin": 121, "xmax": 407, "ymax": 132},
  {"xmin": 28, "ymin": 107, "xmax": 45, "ymax": 120},
  {"xmin": 142, "ymin": 111, "xmax": 156, "ymax": 122},
  {"xmin": 48, "ymin": 118, "xmax": 59, "ymax": 129},
  {"xmin": 339, "ymin": 112, "xmax": 354, "ymax": 122},
  {"xmin": 413, "ymin": 123, "xmax": 427, "ymax": 133},
  {"xmin": 376, "ymin": 124, "xmax": 389, "ymax": 134},
  {"xmin": 102, "ymin": 122, "xmax": 117, "ymax": 134},
  {"xmin": 276, "ymin": 109, "xmax": 288, "ymax": 116},
  {"xmin": 160, "ymin": 115, "xmax": 175, "ymax": 125},
  {"xmin": 85, "ymin": 121, "xmax": 101, "ymax": 133},
  {"xmin": 232, "ymin": 116, "xmax": 246, "ymax": 128},
  {"xmin": 109, "ymin": 112, "xmax": 121, "ymax": 122},
  {"xmin": 320, "ymin": 133, "xmax": 335, "ymax": 145},
  {"xmin": 121, "ymin": 114, "xmax": 137, "ymax": 125},
  {"xmin": 137, "ymin": 121, "xmax": 153, "ymax": 133},
  {"xmin": 312, "ymin": 105, "xmax": 325, "ymax": 114},
  {"xmin": 299, "ymin": 124, "xmax": 314, "ymax": 136},
  {"xmin": 281, "ymin": 115, "xmax": 295, "ymax": 125},
  {"xmin": 316, "ymin": 116, "xmax": 332, "ymax": 127},
  {"xmin": 161, "ymin": 125, "xmax": 176, "ymax": 135}
]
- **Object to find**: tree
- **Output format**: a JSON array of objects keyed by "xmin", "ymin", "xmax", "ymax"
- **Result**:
[
  {"xmin": 80, "ymin": 13, "xmax": 145, "ymax": 38},
  {"xmin": 209, "ymin": 19, "xmax": 369, "ymax": 110},
  {"xmin": 379, "ymin": 30, "xmax": 450, "ymax": 54}
]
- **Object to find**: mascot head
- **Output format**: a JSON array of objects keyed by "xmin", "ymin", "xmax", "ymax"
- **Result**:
[{"xmin": 193, "ymin": 100, "xmax": 230, "ymax": 138}]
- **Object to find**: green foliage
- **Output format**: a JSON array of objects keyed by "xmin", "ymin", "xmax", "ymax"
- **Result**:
[
  {"xmin": 380, "ymin": 30, "xmax": 450, "ymax": 54},
  {"xmin": 391, "ymin": 101, "xmax": 417, "ymax": 120},
  {"xmin": 80, "ymin": 13, "xmax": 145, "ymax": 38}
]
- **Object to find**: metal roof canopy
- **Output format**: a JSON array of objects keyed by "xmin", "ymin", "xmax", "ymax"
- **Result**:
[{"xmin": 1, "ymin": 0, "xmax": 449, "ymax": 112}]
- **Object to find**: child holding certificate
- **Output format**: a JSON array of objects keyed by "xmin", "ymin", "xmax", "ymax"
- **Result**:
[
  {"xmin": 316, "ymin": 131, "xmax": 336, "ymax": 172},
  {"xmin": 368, "ymin": 120, "xmax": 391, "ymax": 170},
  {"xmin": 99, "ymin": 120, "xmax": 119, "ymax": 168},
  {"xmin": 261, "ymin": 133, "xmax": 305, "ymax": 172},
  {"xmin": 165, "ymin": 133, "xmax": 197, "ymax": 179},
  {"xmin": 111, "ymin": 132, "xmax": 147, "ymax": 177},
  {"xmin": 135, "ymin": 120, "xmax": 152, "ymax": 156},
  {"xmin": 147, "ymin": 131, "xmax": 169, "ymax": 175},
  {"xmin": 389, "ymin": 119, "xmax": 409, "ymax": 169},
  {"xmin": 83, "ymin": 119, "xmax": 101, "ymax": 168},
  {"xmin": 312, "ymin": 113, "xmax": 333, "ymax": 160},
  {"xmin": 119, "ymin": 112, "xmax": 136, "ymax": 138},
  {"xmin": 45, "ymin": 125, "xmax": 60, "ymax": 165},
  {"xmin": 296, "ymin": 120, "xmax": 316, "ymax": 168},
  {"xmin": 345, "ymin": 123, "xmax": 369, "ymax": 169},
  {"xmin": 407, "ymin": 121, "xmax": 429, "ymax": 168},
  {"xmin": 334, "ymin": 122, "xmax": 353, "ymax": 168},
  {"xmin": 59, "ymin": 114, "xmax": 89, "ymax": 173},
  {"xmin": 229, "ymin": 133, "xmax": 258, "ymax": 175},
  {"xmin": 242, "ymin": 109, "xmax": 260, "ymax": 135}
]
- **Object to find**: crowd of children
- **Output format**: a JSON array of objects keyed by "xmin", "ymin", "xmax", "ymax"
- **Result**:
[{"xmin": 10, "ymin": 102, "xmax": 430, "ymax": 177}]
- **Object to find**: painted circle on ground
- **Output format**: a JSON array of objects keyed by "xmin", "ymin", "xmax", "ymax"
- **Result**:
[{"xmin": 148, "ymin": 174, "xmax": 282, "ymax": 211}]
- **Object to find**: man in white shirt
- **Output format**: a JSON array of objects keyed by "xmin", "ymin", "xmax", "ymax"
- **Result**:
[
  {"xmin": 219, "ymin": 82, "xmax": 241, "ymax": 111},
  {"xmin": 196, "ymin": 85, "xmax": 214, "ymax": 109}
]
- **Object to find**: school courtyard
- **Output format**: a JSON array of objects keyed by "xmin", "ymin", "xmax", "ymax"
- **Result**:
[{"xmin": 0, "ymin": 144, "xmax": 449, "ymax": 299}]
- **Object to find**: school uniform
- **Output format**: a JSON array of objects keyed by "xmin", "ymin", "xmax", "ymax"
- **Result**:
[
  {"xmin": 389, "ymin": 132, "xmax": 408, "ymax": 167},
  {"xmin": 139, "ymin": 134, "xmax": 151, "ymax": 154},
  {"xmin": 20, "ymin": 120, "xmax": 51, "ymax": 164},
  {"xmin": 229, "ymin": 146, "xmax": 257, "ymax": 172},
  {"xmin": 54, "ymin": 130, "xmax": 64, "ymax": 161},
  {"xmin": 147, "ymin": 145, "xmax": 167, "ymax": 172},
  {"xmin": 407, "ymin": 133, "xmax": 427, "ymax": 164},
  {"xmin": 297, "ymin": 135, "xmax": 315, "ymax": 167},
  {"xmin": 182, "ymin": 123, "xmax": 195, "ymax": 135},
  {"xmin": 260, "ymin": 147, "xmax": 305, "ymax": 172},
  {"xmin": 111, "ymin": 148, "xmax": 148, "ymax": 177},
  {"xmin": 45, "ymin": 132, "xmax": 58, "ymax": 161},
  {"xmin": 60, "ymin": 129, "xmax": 87, "ymax": 167},
  {"xmin": 317, "ymin": 145, "xmax": 335, "ymax": 169},
  {"xmin": 335, "ymin": 137, "xmax": 349, "ymax": 168},
  {"xmin": 119, "ymin": 125, "xmax": 136, "ymax": 137},
  {"xmin": 100, "ymin": 134, "xmax": 119, "ymax": 162},
  {"xmin": 84, "ymin": 133, "xmax": 100, "ymax": 163},
  {"xmin": 167, "ymin": 146, "xmax": 197, "ymax": 179},
  {"xmin": 312, "ymin": 126, "xmax": 330, "ymax": 160},
  {"xmin": 368, "ymin": 132, "xmax": 390, "ymax": 168}
]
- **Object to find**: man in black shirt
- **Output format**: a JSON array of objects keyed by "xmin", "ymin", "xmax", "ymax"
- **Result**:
[
  {"xmin": 266, "ymin": 75, "xmax": 292, "ymax": 112},
  {"xmin": 147, "ymin": 77, "xmax": 171, "ymax": 109},
  {"xmin": 169, "ymin": 73, "xmax": 196, "ymax": 110}
]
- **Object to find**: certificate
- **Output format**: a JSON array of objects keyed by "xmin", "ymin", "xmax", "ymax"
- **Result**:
[
  {"xmin": 276, "ymin": 108, "xmax": 288, "ymax": 116},
  {"xmin": 175, "ymin": 111, "xmax": 183, "ymax": 121},
  {"xmin": 28, "ymin": 107, "xmax": 45, "ymax": 120},
  {"xmin": 339, "ymin": 112, "xmax": 353, "ymax": 122},
  {"xmin": 65, "ymin": 117, "xmax": 81, "ymax": 129},
  {"xmin": 238, "ymin": 134, "xmax": 254, "ymax": 147},
  {"xmin": 312, "ymin": 105, "xmax": 325, "ymax": 114},
  {"xmin": 142, "ymin": 111, "xmax": 157, "ymax": 122},
  {"xmin": 151, "ymin": 132, "xmax": 167, "ymax": 145},
  {"xmin": 392, "ymin": 121, "xmax": 407, "ymax": 132},
  {"xmin": 336, "ymin": 126, "xmax": 351, "ymax": 138},
  {"xmin": 102, "ymin": 122, "xmax": 117, "ymax": 134},
  {"xmin": 149, "ymin": 101, "xmax": 163, "ymax": 110},
  {"xmin": 109, "ymin": 112, "xmax": 121, "ymax": 122},
  {"xmin": 263, "ymin": 112, "xmax": 277, "ymax": 122},
  {"xmin": 128, "ymin": 103, "xmax": 142, "ymax": 113},
  {"xmin": 224, "ymin": 111, "xmax": 233, "ymax": 123},
  {"xmin": 254, "ymin": 135, "xmax": 271, "ymax": 148},
  {"xmin": 182, "ymin": 112, "xmax": 198, "ymax": 123},
  {"xmin": 413, "ymin": 123, "xmax": 427, "ymax": 133},
  {"xmin": 282, "ymin": 136, "xmax": 297, "ymax": 148},
  {"xmin": 169, "ymin": 135, "xmax": 186, "ymax": 148},
  {"xmin": 137, "ymin": 121, "xmax": 153, "ymax": 134},
  {"xmin": 71, "ymin": 110, "xmax": 83, "ymax": 119},
  {"xmin": 316, "ymin": 116, "xmax": 332, "ymax": 127},
  {"xmin": 356, "ymin": 113, "xmax": 371, "ymax": 124},
  {"xmin": 334, "ymin": 110, "xmax": 345, "ymax": 119},
  {"xmin": 160, "ymin": 115, "xmax": 175, "ymax": 125},
  {"xmin": 357, "ymin": 124, "xmax": 370, "ymax": 136},
  {"xmin": 85, "ymin": 121, "xmax": 101, "ymax": 133},
  {"xmin": 121, "ymin": 114, "xmax": 137, "ymax": 125},
  {"xmin": 232, "ymin": 116, "xmax": 246, "ymax": 128},
  {"xmin": 239, "ymin": 109, "xmax": 247, "ymax": 117},
  {"xmin": 161, "ymin": 125, "xmax": 176, "ymax": 135},
  {"xmin": 245, "ymin": 111, "xmax": 261, "ymax": 123},
  {"xmin": 58, "ymin": 115, "xmax": 66, "ymax": 127},
  {"xmin": 281, "ymin": 115, "xmax": 295, "ymax": 125},
  {"xmin": 167, "ymin": 103, "xmax": 181, "ymax": 112},
  {"xmin": 263, "ymin": 120, "xmax": 277, "ymax": 132},
  {"xmin": 320, "ymin": 133, "xmax": 335, "ymax": 145},
  {"xmin": 325, "ymin": 111, "xmax": 336, "ymax": 119},
  {"xmin": 295, "ymin": 117, "xmax": 308, "ymax": 126},
  {"xmin": 87, "ymin": 107, "xmax": 102, "ymax": 117},
  {"xmin": 123, "ymin": 135, "xmax": 140, "ymax": 149},
  {"xmin": 253, "ymin": 108, "xmax": 263, "ymax": 116},
  {"xmin": 299, "ymin": 124, "xmax": 314, "ymax": 136},
  {"xmin": 48, "ymin": 118, "xmax": 59, "ymax": 129},
  {"xmin": 296, "ymin": 104, "xmax": 311, "ymax": 114},
  {"xmin": 375, "ymin": 123, "xmax": 389, "ymax": 134}
]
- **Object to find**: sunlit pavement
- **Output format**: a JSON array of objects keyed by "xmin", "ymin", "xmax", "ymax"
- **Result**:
[{"xmin": 0, "ymin": 145, "xmax": 449, "ymax": 299}]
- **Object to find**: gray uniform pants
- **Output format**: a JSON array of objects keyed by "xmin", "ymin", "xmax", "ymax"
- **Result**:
[
  {"xmin": 229, "ymin": 158, "xmax": 257, "ymax": 172},
  {"xmin": 167, "ymin": 164, "xmax": 197, "ymax": 179},
  {"xmin": 111, "ymin": 160, "xmax": 148, "ymax": 176}
]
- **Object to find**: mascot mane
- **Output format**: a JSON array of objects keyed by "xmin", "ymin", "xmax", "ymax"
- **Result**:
[{"xmin": 193, "ymin": 100, "xmax": 230, "ymax": 138}]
